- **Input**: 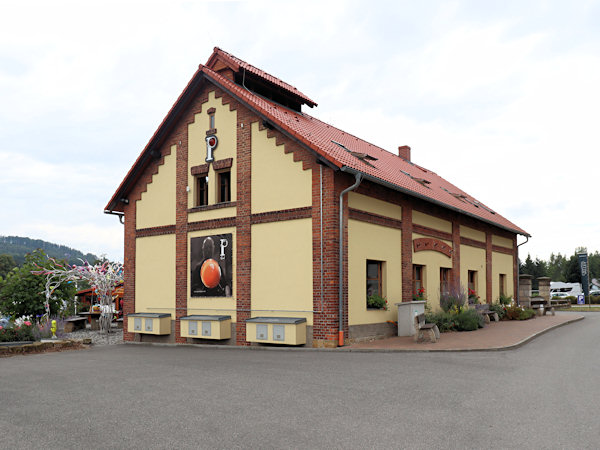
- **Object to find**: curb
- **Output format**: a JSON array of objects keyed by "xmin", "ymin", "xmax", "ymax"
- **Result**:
[{"xmin": 122, "ymin": 315, "xmax": 585, "ymax": 353}]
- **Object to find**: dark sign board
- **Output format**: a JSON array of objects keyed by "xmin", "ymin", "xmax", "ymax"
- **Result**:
[
  {"xmin": 190, "ymin": 234, "xmax": 233, "ymax": 297},
  {"xmin": 578, "ymin": 251, "xmax": 590, "ymax": 297}
]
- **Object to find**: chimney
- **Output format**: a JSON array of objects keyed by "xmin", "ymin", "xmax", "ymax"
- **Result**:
[{"xmin": 398, "ymin": 145, "xmax": 411, "ymax": 161}]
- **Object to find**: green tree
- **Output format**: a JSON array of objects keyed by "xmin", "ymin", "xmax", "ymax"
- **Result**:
[
  {"xmin": 547, "ymin": 253, "xmax": 567, "ymax": 281},
  {"xmin": 0, "ymin": 254, "xmax": 17, "ymax": 279},
  {"xmin": 563, "ymin": 253, "xmax": 581, "ymax": 283},
  {"xmin": 0, "ymin": 250, "xmax": 76, "ymax": 318}
]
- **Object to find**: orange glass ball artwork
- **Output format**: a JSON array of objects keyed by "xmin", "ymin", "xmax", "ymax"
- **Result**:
[{"xmin": 200, "ymin": 258, "xmax": 221, "ymax": 288}]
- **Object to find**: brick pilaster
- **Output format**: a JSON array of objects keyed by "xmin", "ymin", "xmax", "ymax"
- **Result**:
[
  {"xmin": 486, "ymin": 231, "xmax": 493, "ymax": 303},
  {"xmin": 401, "ymin": 202, "xmax": 413, "ymax": 301},
  {"xmin": 452, "ymin": 219, "xmax": 461, "ymax": 286},
  {"xmin": 235, "ymin": 110, "xmax": 252, "ymax": 345}
]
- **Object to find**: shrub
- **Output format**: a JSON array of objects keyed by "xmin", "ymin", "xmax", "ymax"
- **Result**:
[
  {"xmin": 0, "ymin": 321, "xmax": 35, "ymax": 342},
  {"xmin": 440, "ymin": 283, "xmax": 467, "ymax": 313},
  {"xmin": 455, "ymin": 308, "xmax": 484, "ymax": 331},
  {"xmin": 498, "ymin": 294, "xmax": 512, "ymax": 305},
  {"xmin": 425, "ymin": 308, "xmax": 484, "ymax": 332},
  {"xmin": 489, "ymin": 303, "xmax": 506, "ymax": 320},
  {"xmin": 425, "ymin": 310, "xmax": 458, "ymax": 332},
  {"xmin": 504, "ymin": 304, "xmax": 536, "ymax": 320},
  {"xmin": 367, "ymin": 294, "xmax": 388, "ymax": 310}
]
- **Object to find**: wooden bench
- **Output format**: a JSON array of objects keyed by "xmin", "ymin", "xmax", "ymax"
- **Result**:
[
  {"xmin": 63, "ymin": 316, "xmax": 87, "ymax": 333},
  {"xmin": 414, "ymin": 313, "xmax": 440, "ymax": 343},
  {"xmin": 474, "ymin": 304, "xmax": 499, "ymax": 323}
]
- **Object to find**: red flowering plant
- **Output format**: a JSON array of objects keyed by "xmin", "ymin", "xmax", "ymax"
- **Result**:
[
  {"xmin": 468, "ymin": 288, "xmax": 480, "ymax": 305},
  {"xmin": 413, "ymin": 288, "xmax": 426, "ymax": 301}
]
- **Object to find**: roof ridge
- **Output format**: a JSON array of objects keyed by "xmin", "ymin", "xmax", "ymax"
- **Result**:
[{"xmin": 208, "ymin": 47, "xmax": 317, "ymax": 107}]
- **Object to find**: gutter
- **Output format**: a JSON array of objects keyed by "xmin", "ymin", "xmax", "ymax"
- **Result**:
[{"xmin": 338, "ymin": 172, "xmax": 363, "ymax": 347}]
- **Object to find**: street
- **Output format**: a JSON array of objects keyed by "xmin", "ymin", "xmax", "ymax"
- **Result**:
[{"xmin": 1, "ymin": 312, "xmax": 599, "ymax": 449}]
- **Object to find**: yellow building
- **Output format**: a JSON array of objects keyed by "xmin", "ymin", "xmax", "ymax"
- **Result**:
[{"xmin": 106, "ymin": 48, "xmax": 529, "ymax": 347}]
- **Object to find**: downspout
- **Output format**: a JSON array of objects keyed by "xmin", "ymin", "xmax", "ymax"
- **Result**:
[
  {"xmin": 338, "ymin": 172, "xmax": 363, "ymax": 346},
  {"xmin": 516, "ymin": 235, "xmax": 530, "ymax": 305}
]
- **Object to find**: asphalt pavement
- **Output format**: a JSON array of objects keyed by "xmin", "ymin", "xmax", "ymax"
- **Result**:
[{"xmin": 1, "ymin": 311, "xmax": 599, "ymax": 449}]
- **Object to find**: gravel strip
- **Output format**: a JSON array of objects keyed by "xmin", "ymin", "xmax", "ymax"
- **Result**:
[{"xmin": 66, "ymin": 325, "xmax": 123, "ymax": 346}]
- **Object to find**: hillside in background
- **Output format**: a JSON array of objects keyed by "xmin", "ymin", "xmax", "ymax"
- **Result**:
[{"xmin": 0, "ymin": 236, "xmax": 100, "ymax": 266}]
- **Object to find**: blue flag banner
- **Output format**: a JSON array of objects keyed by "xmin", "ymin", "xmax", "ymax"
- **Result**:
[{"xmin": 578, "ymin": 252, "xmax": 590, "ymax": 297}]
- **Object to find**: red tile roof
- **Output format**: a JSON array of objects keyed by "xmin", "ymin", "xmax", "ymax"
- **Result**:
[
  {"xmin": 106, "ymin": 48, "xmax": 528, "ymax": 237},
  {"xmin": 206, "ymin": 47, "xmax": 317, "ymax": 107}
]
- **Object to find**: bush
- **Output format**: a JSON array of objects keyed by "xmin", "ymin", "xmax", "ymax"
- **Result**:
[
  {"xmin": 440, "ymin": 284, "xmax": 467, "ymax": 313},
  {"xmin": 425, "ymin": 310, "xmax": 458, "ymax": 332},
  {"xmin": 455, "ymin": 308, "xmax": 484, "ymax": 331},
  {"xmin": 0, "ymin": 321, "xmax": 35, "ymax": 342},
  {"xmin": 504, "ymin": 304, "xmax": 536, "ymax": 320},
  {"xmin": 498, "ymin": 294, "xmax": 512, "ymax": 305},
  {"xmin": 367, "ymin": 294, "xmax": 387, "ymax": 310},
  {"xmin": 489, "ymin": 303, "xmax": 506, "ymax": 320},
  {"xmin": 425, "ymin": 308, "xmax": 484, "ymax": 332}
]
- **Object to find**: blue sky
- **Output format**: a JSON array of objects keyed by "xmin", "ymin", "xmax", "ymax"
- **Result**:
[{"xmin": 1, "ymin": 0, "xmax": 599, "ymax": 262}]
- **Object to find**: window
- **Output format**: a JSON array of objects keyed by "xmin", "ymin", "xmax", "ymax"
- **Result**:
[
  {"xmin": 196, "ymin": 176, "xmax": 208, "ymax": 207},
  {"xmin": 499, "ymin": 274, "xmax": 506, "ymax": 296},
  {"xmin": 468, "ymin": 270, "xmax": 477, "ymax": 293},
  {"xmin": 366, "ymin": 260, "xmax": 383, "ymax": 298},
  {"xmin": 440, "ymin": 268, "xmax": 451, "ymax": 296},
  {"xmin": 217, "ymin": 170, "xmax": 231, "ymax": 203},
  {"xmin": 413, "ymin": 264, "xmax": 424, "ymax": 299},
  {"xmin": 209, "ymin": 113, "xmax": 215, "ymax": 130}
]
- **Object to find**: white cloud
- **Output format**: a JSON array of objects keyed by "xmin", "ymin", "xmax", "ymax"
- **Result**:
[{"xmin": 1, "ymin": 0, "xmax": 599, "ymax": 264}]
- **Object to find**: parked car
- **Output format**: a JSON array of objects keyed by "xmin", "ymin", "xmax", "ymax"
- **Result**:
[
  {"xmin": 589, "ymin": 290, "xmax": 600, "ymax": 296},
  {"xmin": 551, "ymin": 292, "xmax": 570, "ymax": 299}
]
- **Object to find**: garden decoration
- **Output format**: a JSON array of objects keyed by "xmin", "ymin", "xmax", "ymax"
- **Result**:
[
  {"xmin": 33, "ymin": 257, "xmax": 124, "ymax": 334},
  {"xmin": 51, "ymin": 319, "xmax": 57, "ymax": 339}
]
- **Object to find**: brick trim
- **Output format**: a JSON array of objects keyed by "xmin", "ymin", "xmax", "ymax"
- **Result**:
[
  {"xmin": 486, "ymin": 232, "xmax": 493, "ymax": 303},
  {"xmin": 190, "ymin": 164, "xmax": 209, "ymax": 176},
  {"xmin": 188, "ymin": 201, "xmax": 237, "ymax": 214},
  {"xmin": 206, "ymin": 128, "xmax": 217, "ymax": 135},
  {"xmin": 251, "ymin": 207, "xmax": 312, "ymax": 225},
  {"xmin": 452, "ymin": 220, "xmax": 460, "ymax": 284},
  {"xmin": 348, "ymin": 208, "xmax": 402, "ymax": 229},
  {"xmin": 460, "ymin": 236, "xmax": 486, "ymax": 249},
  {"xmin": 213, "ymin": 158, "xmax": 233, "ymax": 171},
  {"xmin": 413, "ymin": 224, "xmax": 452, "ymax": 241},
  {"xmin": 207, "ymin": 107, "xmax": 216, "ymax": 114},
  {"xmin": 135, "ymin": 224, "xmax": 176, "ymax": 238},
  {"xmin": 401, "ymin": 203, "xmax": 413, "ymax": 302},
  {"xmin": 413, "ymin": 237, "xmax": 453, "ymax": 257},
  {"xmin": 492, "ymin": 245, "xmax": 513, "ymax": 255},
  {"xmin": 188, "ymin": 217, "xmax": 236, "ymax": 232}
]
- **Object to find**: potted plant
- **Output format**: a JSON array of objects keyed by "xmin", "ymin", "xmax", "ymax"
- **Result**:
[{"xmin": 367, "ymin": 294, "xmax": 388, "ymax": 310}]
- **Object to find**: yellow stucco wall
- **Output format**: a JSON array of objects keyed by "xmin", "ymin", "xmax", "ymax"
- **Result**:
[
  {"xmin": 187, "ymin": 90, "xmax": 237, "ymax": 210},
  {"xmin": 135, "ymin": 234, "xmax": 176, "ymax": 314},
  {"xmin": 460, "ymin": 225, "xmax": 485, "ymax": 242},
  {"xmin": 348, "ymin": 192, "xmax": 402, "ymax": 220},
  {"xmin": 348, "ymin": 219, "xmax": 402, "ymax": 325},
  {"xmin": 188, "ymin": 206, "xmax": 236, "ymax": 223},
  {"xmin": 136, "ymin": 145, "xmax": 177, "ymax": 229},
  {"xmin": 251, "ymin": 122, "xmax": 312, "ymax": 214},
  {"xmin": 460, "ymin": 244, "xmax": 486, "ymax": 301},
  {"xmin": 412, "ymin": 232, "xmax": 452, "ymax": 309},
  {"xmin": 492, "ymin": 252, "xmax": 514, "ymax": 301},
  {"xmin": 251, "ymin": 219, "xmax": 313, "ymax": 324},
  {"xmin": 492, "ymin": 234, "xmax": 513, "ymax": 249},
  {"xmin": 187, "ymin": 227, "xmax": 237, "ymax": 321},
  {"xmin": 413, "ymin": 210, "xmax": 452, "ymax": 233}
]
